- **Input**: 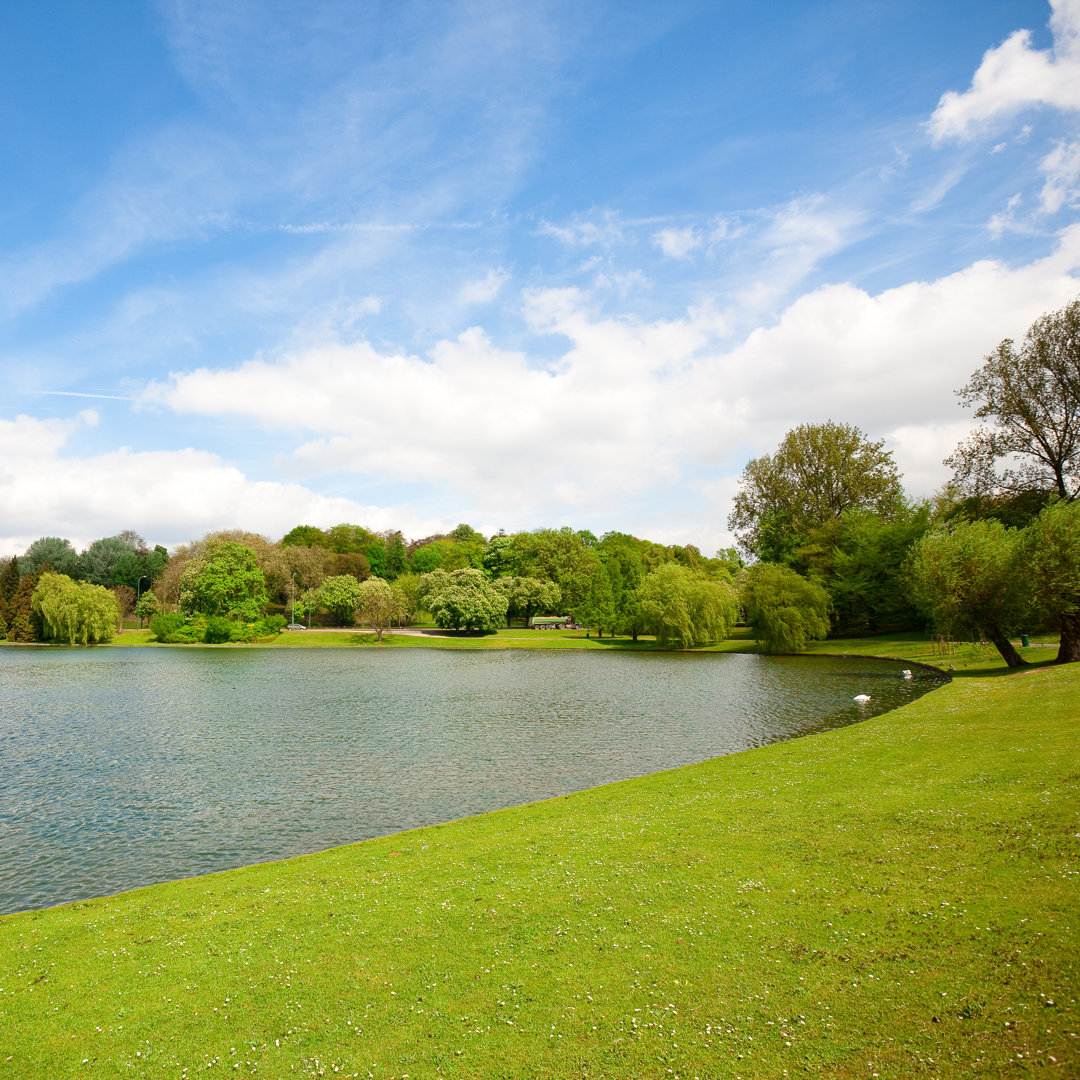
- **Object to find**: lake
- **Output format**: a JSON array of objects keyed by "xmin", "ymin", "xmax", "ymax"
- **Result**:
[{"xmin": 0, "ymin": 647, "xmax": 943, "ymax": 914}]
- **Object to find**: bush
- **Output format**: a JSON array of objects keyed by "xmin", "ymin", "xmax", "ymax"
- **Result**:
[
  {"xmin": 258, "ymin": 614, "xmax": 287, "ymax": 636},
  {"xmin": 150, "ymin": 613, "xmax": 186, "ymax": 643},
  {"xmin": 203, "ymin": 616, "xmax": 233, "ymax": 644},
  {"xmin": 0, "ymin": 615, "xmax": 6, "ymax": 639}
]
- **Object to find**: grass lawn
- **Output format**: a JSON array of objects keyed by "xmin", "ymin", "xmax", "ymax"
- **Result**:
[{"xmin": 1, "ymin": 639, "xmax": 1077, "ymax": 1078}]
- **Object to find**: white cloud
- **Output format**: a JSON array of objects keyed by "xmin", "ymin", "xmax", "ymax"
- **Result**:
[
  {"xmin": 1039, "ymin": 138, "xmax": 1080, "ymax": 211},
  {"xmin": 988, "ymin": 193, "xmax": 1024, "ymax": 238},
  {"xmin": 928, "ymin": 0, "xmax": 1080, "ymax": 142},
  {"xmin": 0, "ymin": 412, "xmax": 441, "ymax": 555},
  {"xmin": 133, "ymin": 226, "xmax": 1080, "ymax": 554},
  {"xmin": 457, "ymin": 268, "xmax": 509, "ymax": 305},
  {"xmin": 653, "ymin": 227, "xmax": 701, "ymax": 259},
  {"xmin": 537, "ymin": 215, "xmax": 624, "ymax": 247}
]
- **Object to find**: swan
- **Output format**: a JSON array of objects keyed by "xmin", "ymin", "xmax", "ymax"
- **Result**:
[
  {"xmin": 853, "ymin": 694, "xmax": 871, "ymax": 703},
  {"xmin": 901, "ymin": 669, "xmax": 913, "ymax": 679}
]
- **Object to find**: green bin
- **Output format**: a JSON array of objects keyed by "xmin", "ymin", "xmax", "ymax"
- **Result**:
[{"xmin": 1020, "ymin": 633, "xmax": 1030, "ymax": 648}]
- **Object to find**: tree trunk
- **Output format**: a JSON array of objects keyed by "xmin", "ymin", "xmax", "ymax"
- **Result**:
[
  {"xmin": 989, "ymin": 626, "xmax": 1026, "ymax": 668},
  {"xmin": 1056, "ymin": 613, "xmax": 1080, "ymax": 664}
]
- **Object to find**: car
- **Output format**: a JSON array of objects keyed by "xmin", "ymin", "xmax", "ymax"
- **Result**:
[{"xmin": 286, "ymin": 623, "xmax": 306, "ymax": 630}]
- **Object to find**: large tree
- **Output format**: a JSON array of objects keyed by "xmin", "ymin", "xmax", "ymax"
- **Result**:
[
  {"xmin": 356, "ymin": 577, "xmax": 396, "ymax": 642},
  {"xmin": 21, "ymin": 536, "xmax": 80, "ymax": 579},
  {"xmin": 180, "ymin": 541, "xmax": 268, "ymax": 622},
  {"xmin": 946, "ymin": 297, "xmax": 1080, "ymax": 501},
  {"xmin": 1022, "ymin": 499, "xmax": 1080, "ymax": 664},
  {"xmin": 904, "ymin": 519, "xmax": 1029, "ymax": 668},
  {"xmin": 636, "ymin": 564, "xmax": 737, "ymax": 648},
  {"xmin": 419, "ymin": 568, "xmax": 508, "ymax": 631},
  {"xmin": 32, "ymin": 573, "xmax": 118, "ymax": 645},
  {"xmin": 728, "ymin": 421, "xmax": 903, "ymax": 560},
  {"xmin": 495, "ymin": 576, "xmax": 562, "ymax": 628},
  {"xmin": 317, "ymin": 574, "xmax": 364, "ymax": 625}
]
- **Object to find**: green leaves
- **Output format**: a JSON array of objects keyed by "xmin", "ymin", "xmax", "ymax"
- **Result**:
[{"xmin": 741, "ymin": 564, "xmax": 831, "ymax": 653}]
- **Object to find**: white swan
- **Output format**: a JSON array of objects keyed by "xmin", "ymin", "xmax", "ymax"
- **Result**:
[
  {"xmin": 901, "ymin": 669, "xmax": 913, "ymax": 679},
  {"xmin": 853, "ymin": 694, "xmax": 871, "ymax": 703}
]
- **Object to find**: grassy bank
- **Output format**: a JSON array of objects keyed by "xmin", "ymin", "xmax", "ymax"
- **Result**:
[{"xmin": 1, "ymin": 644, "xmax": 1077, "ymax": 1079}]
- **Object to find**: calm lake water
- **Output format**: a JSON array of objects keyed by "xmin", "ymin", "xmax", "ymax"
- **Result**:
[{"xmin": 0, "ymin": 647, "xmax": 943, "ymax": 914}]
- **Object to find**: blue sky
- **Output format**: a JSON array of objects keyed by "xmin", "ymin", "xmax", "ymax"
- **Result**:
[{"xmin": 3, "ymin": 0, "xmax": 1079, "ymax": 554}]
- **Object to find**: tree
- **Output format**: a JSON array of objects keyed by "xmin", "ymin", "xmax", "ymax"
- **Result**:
[
  {"xmin": 7, "ymin": 565, "xmax": 44, "ymax": 641},
  {"xmin": 728, "ymin": 421, "xmax": 903, "ymax": 559},
  {"xmin": 1022, "ymin": 499, "xmax": 1080, "ymax": 664},
  {"xmin": 636, "ymin": 564, "xmax": 737, "ymax": 647},
  {"xmin": 0, "ymin": 556, "xmax": 19, "ymax": 605},
  {"xmin": 419, "ymin": 568, "xmax": 508, "ymax": 631},
  {"xmin": 741, "ymin": 564, "xmax": 831, "ymax": 653},
  {"xmin": 905, "ymin": 520, "xmax": 1029, "ymax": 668},
  {"xmin": 495, "ymin": 576, "xmax": 562, "ymax": 628},
  {"xmin": 947, "ymin": 297, "xmax": 1080, "ymax": 501},
  {"xmin": 21, "ymin": 536, "xmax": 80, "ymax": 578},
  {"xmin": 281, "ymin": 524, "xmax": 330, "ymax": 548},
  {"xmin": 180, "ymin": 541, "xmax": 268, "ymax": 621},
  {"xmin": 80, "ymin": 535, "xmax": 141, "ymax": 587},
  {"xmin": 578, "ymin": 564, "xmax": 616, "ymax": 636},
  {"xmin": 135, "ymin": 590, "xmax": 162, "ymax": 627},
  {"xmin": 317, "ymin": 575, "xmax": 364, "ymax": 625},
  {"xmin": 32, "ymin": 573, "xmax": 119, "ymax": 645},
  {"xmin": 356, "ymin": 577, "xmax": 396, "ymax": 642}
]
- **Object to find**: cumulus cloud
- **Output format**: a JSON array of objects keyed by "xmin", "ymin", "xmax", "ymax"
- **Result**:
[
  {"xmin": 0, "ymin": 411, "xmax": 440, "ymax": 554},
  {"xmin": 136, "ymin": 225, "xmax": 1080, "ymax": 552},
  {"xmin": 928, "ymin": 0, "xmax": 1080, "ymax": 142}
]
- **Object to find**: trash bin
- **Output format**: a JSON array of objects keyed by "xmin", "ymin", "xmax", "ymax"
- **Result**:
[{"xmin": 1020, "ymin": 633, "xmax": 1030, "ymax": 648}]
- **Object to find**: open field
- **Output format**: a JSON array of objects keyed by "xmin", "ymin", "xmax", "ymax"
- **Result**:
[{"xmin": 1, "ymin": 638, "xmax": 1077, "ymax": 1078}]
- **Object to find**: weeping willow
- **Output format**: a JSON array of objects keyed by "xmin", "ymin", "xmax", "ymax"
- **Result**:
[{"xmin": 31, "ymin": 573, "xmax": 119, "ymax": 645}]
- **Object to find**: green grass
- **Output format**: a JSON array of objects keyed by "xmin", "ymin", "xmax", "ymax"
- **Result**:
[{"xmin": 2, "ymin": 642, "xmax": 1077, "ymax": 1079}]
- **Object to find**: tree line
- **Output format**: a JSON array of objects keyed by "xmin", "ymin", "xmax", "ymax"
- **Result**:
[{"xmin": 2, "ymin": 298, "xmax": 1077, "ymax": 661}]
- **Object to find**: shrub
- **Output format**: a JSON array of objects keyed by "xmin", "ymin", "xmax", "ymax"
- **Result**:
[
  {"xmin": 203, "ymin": 616, "xmax": 233, "ymax": 644},
  {"xmin": 150, "ymin": 613, "xmax": 186, "ymax": 643}
]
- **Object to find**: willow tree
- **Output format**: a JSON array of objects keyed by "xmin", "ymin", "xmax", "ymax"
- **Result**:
[
  {"xmin": 637, "ymin": 564, "xmax": 737, "ymax": 647},
  {"xmin": 741, "ymin": 563, "xmax": 831, "ymax": 653},
  {"xmin": 905, "ymin": 520, "xmax": 1029, "ymax": 668},
  {"xmin": 31, "ymin": 573, "xmax": 118, "ymax": 645}
]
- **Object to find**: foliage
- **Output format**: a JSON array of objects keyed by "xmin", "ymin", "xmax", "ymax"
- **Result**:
[
  {"xmin": 0, "ymin": 556, "xmax": 18, "ymax": 605},
  {"xmin": 281, "ymin": 524, "xmax": 330, "ymax": 548},
  {"xmin": 79, "ymin": 535, "xmax": 139, "ymax": 587},
  {"xmin": 728, "ymin": 421, "xmax": 903, "ymax": 559},
  {"xmin": 6, "ymin": 566, "xmax": 44, "ymax": 641},
  {"xmin": 1021, "ymin": 499, "xmax": 1080, "ymax": 664},
  {"xmin": 21, "ymin": 536, "xmax": 80, "ymax": 578},
  {"xmin": 31, "ymin": 573, "xmax": 118, "ymax": 645},
  {"xmin": 317, "ymin": 574, "xmax": 364, "ymax": 624},
  {"xmin": 495, "ymin": 575, "xmax": 562, "ymax": 628},
  {"xmin": 135, "ymin": 591, "xmax": 162, "ymax": 625},
  {"xmin": 356, "ymin": 577, "xmax": 396, "ymax": 641},
  {"xmin": 150, "ymin": 613, "xmax": 188, "ymax": 643},
  {"xmin": 637, "ymin": 563, "xmax": 737, "ymax": 647},
  {"xmin": 180, "ymin": 541, "xmax": 268, "ymax": 622},
  {"xmin": 947, "ymin": 296, "xmax": 1080, "ymax": 500},
  {"xmin": 904, "ymin": 519, "xmax": 1029, "ymax": 667},
  {"xmin": 741, "ymin": 563, "xmax": 831, "ymax": 653},
  {"xmin": 796, "ymin": 503, "xmax": 932, "ymax": 635},
  {"xmin": 419, "ymin": 568, "xmax": 508, "ymax": 631},
  {"xmin": 202, "ymin": 616, "xmax": 233, "ymax": 644}
]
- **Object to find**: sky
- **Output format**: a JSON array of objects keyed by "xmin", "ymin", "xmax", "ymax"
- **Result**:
[{"xmin": 3, "ymin": 0, "xmax": 1080, "ymax": 555}]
